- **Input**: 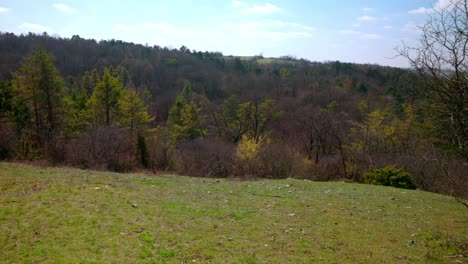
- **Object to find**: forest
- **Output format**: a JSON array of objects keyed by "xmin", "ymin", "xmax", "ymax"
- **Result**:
[{"xmin": 0, "ymin": 9, "xmax": 466, "ymax": 199}]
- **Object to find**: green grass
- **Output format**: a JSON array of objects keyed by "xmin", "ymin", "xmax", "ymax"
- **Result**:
[{"xmin": 0, "ymin": 162, "xmax": 467, "ymax": 263}]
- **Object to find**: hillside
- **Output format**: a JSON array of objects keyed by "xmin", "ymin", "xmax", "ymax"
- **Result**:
[
  {"xmin": 0, "ymin": 32, "xmax": 466, "ymax": 198},
  {"xmin": 0, "ymin": 162, "xmax": 467, "ymax": 263}
]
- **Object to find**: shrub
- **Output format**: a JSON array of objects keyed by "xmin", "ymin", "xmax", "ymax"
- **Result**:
[
  {"xmin": 147, "ymin": 126, "xmax": 176, "ymax": 172},
  {"xmin": 234, "ymin": 138, "xmax": 311, "ymax": 179},
  {"xmin": 176, "ymin": 138, "xmax": 235, "ymax": 178},
  {"xmin": 0, "ymin": 123, "xmax": 16, "ymax": 160},
  {"xmin": 234, "ymin": 135, "xmax": 264, "ymax": 178},
  {"xmin": 66, "ymin": 126, "xmax": 133, "ymax": 172},
  {"xmin": 363, "ymin": 166, "xmax": 416, "ymax": 189},
  {"xmin": 258, "ymin": 142, "xmax": 300, "ymax": 179},
  {"xmin": 136, "ymin": 133, "xmax": 149, "ymax": 168}
]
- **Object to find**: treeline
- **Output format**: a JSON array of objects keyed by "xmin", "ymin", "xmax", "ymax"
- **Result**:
[{"xmin": 0, "ymin": 32, "xmax": 466, "ymax": 198}]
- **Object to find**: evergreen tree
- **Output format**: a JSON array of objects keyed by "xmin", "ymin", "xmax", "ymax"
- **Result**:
[
  {"xmin": 117, "ymin": 88, "xmax": 153, "ymax": 139},
  {"xmin": 85, "ymin": 68, "xmax": 122, "ymax": 127},
  {"xmin": 167, "ymin": 81, "xmax": 205, "ymax": 140},
  {"xmin": 12, "ymin": 47, "xmax": 64, "ymax": 150},
  {"xmin": 81, "ymin": 69, "xmax": 100, "ymax": 96},
  {"xmin": 62, "ymin": 76, "xmax": 89, "ymax": 137},
  {"xmin": 172, "ymin": 102, "xmax": 205, "ymax": 140}
]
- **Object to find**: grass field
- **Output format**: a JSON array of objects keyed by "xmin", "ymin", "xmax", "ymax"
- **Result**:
[{"xmin": 0, "ymin": 162, "xmax": 467, "ymax": 263}]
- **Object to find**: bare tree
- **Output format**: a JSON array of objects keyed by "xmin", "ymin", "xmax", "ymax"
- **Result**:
[{"xmin": 397, "ymin": 0, "xmax": 468, "ymax": 160}]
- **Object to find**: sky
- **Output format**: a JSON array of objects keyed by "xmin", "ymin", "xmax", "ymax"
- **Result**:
[{"xmin": 0, "ymin": 0, "xmax": 449, "ymax": 67}]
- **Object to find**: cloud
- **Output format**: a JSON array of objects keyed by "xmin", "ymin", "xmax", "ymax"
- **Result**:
[
  {"xmin": 434, "ymin": 0, "xmax": 454, "ymax": 9},
  {"xmin": 232, "ymin": 0, "xmax": 242, "ymax": 7},
  {"xmin": 53, "ymin": 3, "xmax": 74, "ymax": 13},
  {"xmin": 357, "ymin": 15, "xmax": 376, "ymax": 22},
  {"xmin": 401, "ymin": 22, "xmax": 421, "ymax": 32},
  {"xmin": 142, "ymin": 23, "xmax": 174, "ymax": 30},
  {"xmin": 408, "ymin": 7, "xmax": 432, "ymax": 14},
  {"xmin": 362, "ymin": 7, "xmax": 373, "ymax": 12},
  {"xmin": 339, "ymin": 30, "xmax": 360, "ymax": 34},
  {"xmin": 218, "ymin": 20, "xmax": 315, "ymax": 37},
  {"xmin": 19, "ymin": 22, "xmax": 49, "ymax": 32},
  {"xmin": 241, "ymin": 3, "xmax": 280, "ymax": 15},
  {"xmin": 361, "ymin": 33, "xmax": 382, "ymax": 39},
  {"xmin": 113, "ymin": 24, "xmax": 132, "ymax": 32},
  {"xmin": 112, "ymin": 19, "xmax": 315, "ymax": 49},
  {"xmin": 383, "ymin": 25, "xmax": 393, "ymax": 30},
  {"xmin": 339, "ymin": 29, "xmax": 383, "ymax": 40},
  {"xmin": 408, "ymin": 0, "xmax": 455, "ymax": 14},
  {"xmin": 0, "ymin": 6, "xmax": 10, "ymax": 13}
]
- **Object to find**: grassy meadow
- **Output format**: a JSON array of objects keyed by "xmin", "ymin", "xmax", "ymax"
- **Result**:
[{"xmin": 0, "ymin": 162, "xmax": 467, "ymax": 263}]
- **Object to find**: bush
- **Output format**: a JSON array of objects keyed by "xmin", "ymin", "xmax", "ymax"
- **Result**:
[
  {"xmin": 176, "ymin": 138, "xmax": 235, "ymax": 178},
  {"xmin": 363, "ymin": 166, "xmax": 416, "ymax": 189},
  {"xmin": 258, "ymin": 142, "xmax": 302, "ymax": 179},
  {"xmin": 0, "ymin": 123, "xmax": 16, "ymax": 160},
  {"xmin": 66, "ymin": 126, "xmax": 133, "ymax": 172},
  {"xmin": 234, "ymin": 135, "xmax": 263, "ymax": 178},
  {"xmin": 147, "ymin": 126, "xmax": 176, "ymax": 172},
  {"xmin": 234, "ymin": 138, "xmax": 311, "ymax": 179}
]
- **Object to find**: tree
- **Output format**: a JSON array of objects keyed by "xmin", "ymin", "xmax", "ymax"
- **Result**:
[
  {"xmin": 168, "ymin": 81, "xmax": 205, "ymax": 141},
  {"xmin": 81, "ymin": 69, "xmax": 100, "ymax": 96},
  {"xmin": 13, "ymin": 47, "xmax": 65, "ymax": 151},
  {"xmin": 117, "ymin": 88, "xmax": 154, "ymax": 139},
  {"xmin": 0, "ymin": 79, "xmax": 13, "ymax": 121},
  {"xmin": 62, "ymin": 76, "xmax": 89, "ymax": 138},
  {"xmin": 207, "ymin": 95, "xmax": 249, "ymax": 143},
  {"xmin": 208, "ymin": 96, "xmax": 280, "ymax": 143},
  {"xmin": 397, "ymin": 0, "xmax": 468, "ymax": 160},
  {"xmin": 0, "ymin": 80, "xmax": 16, "ymax": 159},
  {"xmin": 85, "ymin": 68, "xmax": 123, "ymax": 127},
  {"xmin": 147, "ymin": 126, "xmax": 175, "ymax": 172}
]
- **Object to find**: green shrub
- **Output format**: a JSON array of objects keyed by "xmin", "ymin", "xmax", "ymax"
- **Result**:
[{"xmin": 363, "ymin": 166, "xmax": 416, "ymax": 189}]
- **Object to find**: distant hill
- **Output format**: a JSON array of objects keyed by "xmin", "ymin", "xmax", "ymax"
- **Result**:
[
  {"xmin": 3, "ymin": 32, "xmax": 465, "ymax": 199},
  {"xmin": 0, "ymin": 32, "xmax": 413, "ymax": 119}
]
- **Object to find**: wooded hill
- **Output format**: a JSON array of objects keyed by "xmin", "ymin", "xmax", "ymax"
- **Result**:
[{"xmin": 0, "ymin": 32, "xmax": 466, "ymax": 198}]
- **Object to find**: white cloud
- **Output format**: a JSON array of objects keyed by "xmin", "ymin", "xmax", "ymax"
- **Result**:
[
  {"xmin": 434, "ymin": 0, "xmax": 453, "ymax": 10},
  {"xmin": 408, "ymin": 7, "xmax": 432, "ymax": 14},
  {"xmin": 53, "ymin": 3, "xmax": 74, "ymax": 13},
  {"xmin": 339, "ymin": 29, "xmax": 360, "ymax": 34},
  {"xmin": 339, "ymin": 29, "xmax": 383, "ymax": 40},
  {"xmin": 113, "ymin": 24, "xmax": 132, "ymax": 32},
  {"xmin": 215, "ymin": 22, "xmax": 314, "ymax": 41},
  {"xmin": 401, "ymin": 22, "xmax": 421, "ymax": 32},
  {"xmin": 357, "ymin": 15, "xmax": 376, "ymax": 22},
  {"xmin": 0, "ymin": 6, "xmax": 10, "ymax": 13},
  {"xmin": 361, "ymin": 33, "xmax": 382, "ymax": 39},
  {"xmin": 274, "ymin": 21, "xmax": 315, "ymax": 31},
  {"xmin": 383, "ymin": 25, "xmax": 393, "ymax": 30},
  {"xmin": 111, "ymin": 19, "xmax": 315, "ymax": 50},
  {"xmin": 232, "ymin": 0, "xmax": 242, "ymax": 7},
  {"xmin": 408, "ymin": 0, "xmax": 455, "ymax": 14},
  {"xmin": 142, "ymin": 23, "xmax": 174, "ymax": 30},
  {"xmin": 241, "ymin": 3, "xmax": 280, "ymax": 15},
  {"xmin": 362, "ymin": 7, "xmax": 373, "ymax": 12},
  {"xmin": 19, "ymin": 22, "xmax": 49, "ymax": 32}
]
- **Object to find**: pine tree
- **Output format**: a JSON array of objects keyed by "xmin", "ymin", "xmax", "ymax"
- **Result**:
[
  {"xmin": 13, "ymin": 47, "xmax": 64, "ymax": 150},
  {"xmin": 167, "ymin": 81, "xmax": 205, "ymax": 140},
  {"xmin": 85, "ymin": 68, "xmax": 122, "ymax": 127},
  {"xmin": 117, "ymin": 88, "xmax": 153, "ymax": 139},
  {"xmin": 62, "ymin": 76, "xmax": 89, "ymax": 137},
  {"xmin": 172, "ymin": 102, "xmax": 205, "ymax": 140},
  {"xmin": 81, "ymin": 69, "xmax": 100, "ymax": 96}
]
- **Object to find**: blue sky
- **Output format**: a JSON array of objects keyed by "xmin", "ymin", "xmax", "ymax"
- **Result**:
[{"xmin": 0, "ymin": 0, "xmax": 447, "ymax": 67}]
